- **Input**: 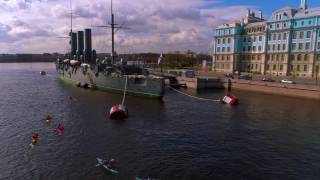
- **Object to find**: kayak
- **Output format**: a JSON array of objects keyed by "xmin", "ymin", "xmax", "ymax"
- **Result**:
[{"xmin": 96, "ymin": 158, "xmax": 119, "ymax": 174}]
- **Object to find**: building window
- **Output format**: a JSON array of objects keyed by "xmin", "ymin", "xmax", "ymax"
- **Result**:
[
  {"xmin": 227, "ymin": 55, "xmax": 230, "ymax": 60},
  {"xmin": 283, "ymin": 44, "xmax": 286, "ymax": 50},
  {"xmin": 309, "ymin": 20, "xmax": 312, "ymax": 25},
  {"xmin": 299, "ymin": 31, "xmax": 304, "ymax": 39},
  {"xmin": 278, "ymin": 33, "xmax": 281, "ymax": 40},
  {"xmin": 293, "ymin": 32, "xmax": 297, "ymax": 39},
  {"xmin": 222, "ymin": 47, "xmax": 225, "ymax": 52},
  {"xmin": 271, "ymin": 55, "xmax": 274, "ymax": 61},
  {"xmin": 304, "ymin": 54, "xmax": 308, "ymax": 61},
  {"xmin": 280, "ymin": 65, "xmax": 283, "ymax": 71},
  {"xmin": 267, "ymin": 64, "xmax": 270, "ymax": 70},
  {"xmin": 292, "ymin": 43, "xmax": 296, "ymax": 50},
  {"xmin": 221, "ymin": 55, "xmax": 224, "ymax": 60},
  {"xmin": 283, "ymin": 33, "xmax": 287, "ymax": 40},
  {"xmin": 270, "ymin": 25, "xmax": 273, "ymax": 29},
  {"xmin": 217, "ymin": 47, "xmax": 220, "ymax": 52},
  {"xmin": 281, "ymin": 54, "xmax": 284, "ymax": 61},
  {"xmin": 248, "ymin": 37, "xmax": 251, "ymax": 42},
  {"xmin": 318, "ymin": 54, "xmax": 320, "ymax": 61},
  {"xmin": 243, "ymin": 37, "xmax": 246, "ymax": 42},
  {"xmin": 291, "ymin": 54, "xmax": 295, "ymax": 61},
  {"xmin": 243, "ymin": 47, "xmax": 246, "ymax": 51},
  {"xmin": 306, "ymin": 42, "xmax": 310, "ymax": 50},
  {"xmin": 276, "ymin": 24, "xmax": 280, "ymax": 28},
  {"xmin": 273, "ymin": 34, "xmax": 276, "ymax": 40},
  {"xmin": 252, "ymin": 55, "xmax": 256, "ymax": 60},
  {"xmin": 273, "ymin": 44, "xmax": 276, "ymax": 51},
  {"xmin": 217, "ymin": 39, "xmax": 221, "ymax": 44},
  {"xmin": 268, "ymin": 34, "xmax": 271, "ymax": 41},
  {"xmin": 277, "ymin": 44, "xmax": 280, "ymax": 51},
  {"xmin": 259, "ymin": 36, "xmax": 262, "ymax": 41},
  {"xmin": 297, "ymin": 54, "xmax": 301, "ymax": 61},
  {"xmin": 273, "ymin": 65, "xmax": 276, "ymax": 70},
  {"xmin": 304, "ymin": 65, "xmax": 308, "ymax": 72},
  {"xmin": 253, "ymin": 46, "xmax": 256, "ymax": 51},
  {"xmin": 227, "ymin": 47, "xmax": 231, "ymax": 52},
  {"xmin": 301, "ymin": 21, "xmax": 305, "ymax": 26},
  {"xmin": 297, "ymin": 65, "xmax": 300, "ymax": 71},
  {"xmin": 258, "ymin": 46, "xmax": 262, "ymax": 51},
  {"xmin": 254, "ymin": 36, "xmax": 257, "ymax": 42},
  {"xmin": 258, "ymin": 55, "xmax": 261, "ymax": 60},
  {"xmin": 248, "ymin": 46, "xmax": 251, "ymax": 51},
  {"xmin": 307, "ymin": 31, "xmax": 311, "ymax": 38},
  {"xmin": 298, "ymin": 43, "xmax": 303, "ymax": 50},
  {"xmin": 284, "ymin": 23, "xmax": 287, "ymax": 28},
  {"xmin": 318, "ymin": 42, "xmax": 320, "ymax": 49},
  {"xmin": 255, "ymin": 64, "xmax": 258, "ymax": 69},
  {"xmin": 228, "ymin": 38, "xmax": 231, "ymax": 43},
  {"xmin": 223, "ymin": 38, "xmax": 225, "ymax": 43}
]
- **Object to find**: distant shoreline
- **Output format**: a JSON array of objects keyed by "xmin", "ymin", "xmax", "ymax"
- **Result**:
[{"xmin": 0, "ymin": 54, "xmax": 57, "ymax": 63}]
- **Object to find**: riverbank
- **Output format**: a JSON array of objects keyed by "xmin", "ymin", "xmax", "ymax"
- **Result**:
[{"xmin": 221, "ymin": 78, "xmax": 320, "ymax": 100}]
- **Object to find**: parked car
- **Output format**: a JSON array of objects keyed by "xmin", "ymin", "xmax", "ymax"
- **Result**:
[
  {"xmin": 280, "ymin": 79, "xmax": 295, "ymax": 84},
  {"xmin": 262, "ymin": 77, "xmax": 275, "ymax": 82},
  {"xmin": 224, "ymin": 73, "xmax": 234, "ymax": 79},
  {"xmin": 238, "ymin": 75, "xmax": 252, "ymax": 80}
]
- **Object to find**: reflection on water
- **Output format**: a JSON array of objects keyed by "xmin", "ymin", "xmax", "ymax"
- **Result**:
[{"xmin": 0, "ymin": 63, "xmax": 319, "ymax": 179}]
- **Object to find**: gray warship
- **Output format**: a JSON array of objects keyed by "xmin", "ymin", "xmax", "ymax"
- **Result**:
[{"xmin": 56, "ymin": 1, "xmax": 165, "ymax": 98}]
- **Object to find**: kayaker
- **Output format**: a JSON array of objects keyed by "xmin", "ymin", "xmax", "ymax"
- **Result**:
[
  {"xmin": 31, "ymin": 132, "xmax": 39, "ymax": 144},
  {"xmin": 43, "ymin": 115, "xmax": 52, "ymax": 123},
  {"xmin": 106, "ymin": 159, "xmax": 115, "ymax": 168}
]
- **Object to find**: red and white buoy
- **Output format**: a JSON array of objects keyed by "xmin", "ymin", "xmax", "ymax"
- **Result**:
[
  {"xmin": 221, "ymin": 95, "xmax": 238, "ymax": 105},
  {"xmin": 221, "ymin": 78, "xmax": 239, "ymax": 105},
  {"xmin": 109, "ymin": 75, "xmax": 129, "ymax": 120},
  {"xmin": 109, "ymin": 104, "xmax": 128, "ymax": 119}
]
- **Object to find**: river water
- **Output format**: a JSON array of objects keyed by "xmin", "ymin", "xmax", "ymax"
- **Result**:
[{"xmin": 0, "ymin": 63, "xmax": 319, "ymax": 180}]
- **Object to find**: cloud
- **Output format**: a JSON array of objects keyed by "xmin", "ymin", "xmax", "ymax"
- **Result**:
[{"xmin": 0, "ymin": 0, "xmax": 253, "ymax": 53}]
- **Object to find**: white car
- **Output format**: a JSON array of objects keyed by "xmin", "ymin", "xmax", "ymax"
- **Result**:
[{"xmin": 280, "ymin": 79, "xmax": 295, "ymax": 84}]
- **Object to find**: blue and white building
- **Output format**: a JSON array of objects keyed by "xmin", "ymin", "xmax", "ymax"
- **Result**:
[{"xmin": 213, "ymin": 0, "xmax": 320, "ymax": 78}]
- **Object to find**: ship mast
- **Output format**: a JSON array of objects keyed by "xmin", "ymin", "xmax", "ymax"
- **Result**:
[
  {"xmin": 111, "ymin": 0, "xmax": 115, "ymax": 63},
  {"xmin": 69, "ymin": 0, "xmax": 73, "ymax": 59}
]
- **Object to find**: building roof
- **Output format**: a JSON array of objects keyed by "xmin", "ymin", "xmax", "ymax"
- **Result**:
[{"xmin": 294, "ymin": 8, "xmax": 320, "ymax": 18}]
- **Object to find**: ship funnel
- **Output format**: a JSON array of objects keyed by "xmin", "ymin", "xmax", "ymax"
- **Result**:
[
  {"xmin": 71, "ymin": 32, "xmax": 77, "ymax": 58},
  {"xmin": 77, "ymin": 31, "xmax": 84, "ymax": 62},
  {"xmin": 84, "ymin": 29, "xmax": 92, "ymax": 63}
]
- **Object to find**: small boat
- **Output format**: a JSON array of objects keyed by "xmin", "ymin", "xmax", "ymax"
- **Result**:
[
  {"xmin": 221, "ymin": 95, "xmax": 238, "ymax": 105},
  {"xmin": 96, "ymin": 158, "xmax": 119, "ymax": 174},
  {"xmin": 40, "ymin": 71, "xmax": 46, "ymax": 75}
]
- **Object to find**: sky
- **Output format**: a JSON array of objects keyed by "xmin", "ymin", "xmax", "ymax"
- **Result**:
[{"xmin": 0, "ymin": 0, "xmax": 319, "ymax": 54}]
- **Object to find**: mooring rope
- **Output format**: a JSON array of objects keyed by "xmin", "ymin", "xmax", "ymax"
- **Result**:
[
  {"xmin": 169, "ymin": 87, "xmax": 221, "ymax": 102},
  {"xmin": 121, "ymin": 75, "xmax": 128, "ymax": 105}
]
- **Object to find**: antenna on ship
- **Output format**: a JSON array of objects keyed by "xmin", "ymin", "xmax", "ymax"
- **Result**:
[{"xmin": 93, "ymin": 0, "xmax": 129, "ymax": 64}]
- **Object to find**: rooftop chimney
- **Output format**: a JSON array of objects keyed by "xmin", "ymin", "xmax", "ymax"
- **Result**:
[
  {"xmin": 247, "ymin": 9, "xmax": 251, "ymax": 17},
  {"xmin": 300, "ymin": 0, "xmax": 308, "ymax": 10},
  {"xmin": 258, "ymin": 10, "xmax": 263, "ymax": 19}
]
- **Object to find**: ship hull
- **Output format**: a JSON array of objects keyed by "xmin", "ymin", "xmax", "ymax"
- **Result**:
[{"xmin": 57, "ymin": 65, "xmax": 165, "ymax": 99}]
